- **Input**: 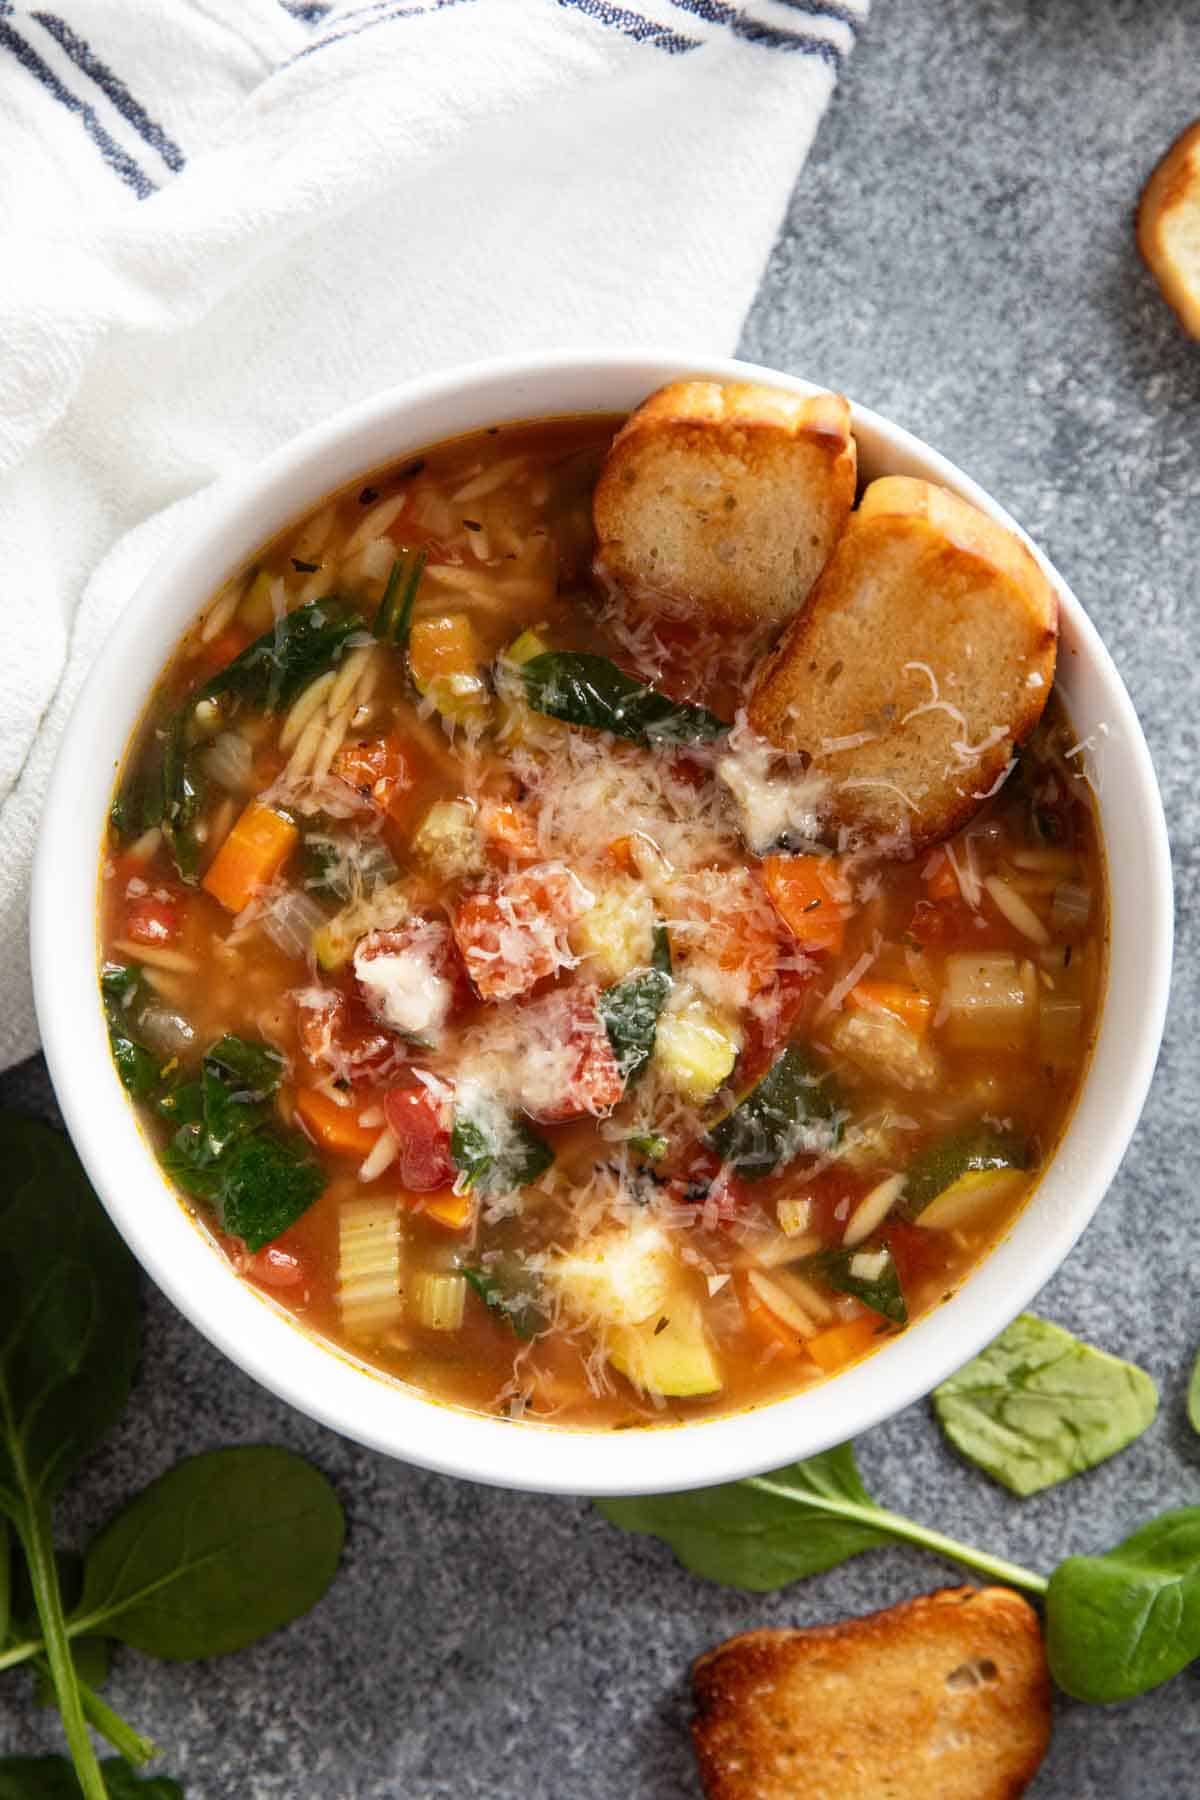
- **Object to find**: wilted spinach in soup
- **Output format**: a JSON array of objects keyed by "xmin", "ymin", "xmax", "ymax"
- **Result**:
[{"xmin": 101, "ymin": 413, "xmax": 1105, "ymax": 1427}]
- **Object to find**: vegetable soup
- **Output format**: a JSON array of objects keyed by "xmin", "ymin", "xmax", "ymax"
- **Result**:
[{"xmin": 100, "ymin": 409, "xmax": 1105, "ymax": 1428}]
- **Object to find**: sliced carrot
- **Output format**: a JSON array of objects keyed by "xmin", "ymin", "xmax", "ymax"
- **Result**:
[
  {"xmin": 201, "ymin": 801, "xmax": 298, "ymax": 913},
  {"xmin": 761, "ymin": 855, "xmax": 846, "ymax": 954},
  {"xmin": 805, "ymin": 1314, "xmax": 880, "ymax": 1373},
  {"xmin": 924, "ymin": 851, "xmax": 960, "ymax": 902},
  {"xmin": 735, "ymin": 1272, "xmax": 808, "ymax": 1356},
  {"xmin": 409, "ymin": 613, "xmax": 481, "ymax": 687},
  {"xmin": 847, "ymin": 977, "xmax": 934, "ymax": 1041},
  {"xmin": 293, "ymin": 1086, "xmax": 381, "ymax": 1157},
  {"xmin": 481, "ymin": 799, "xmax": 542, "ymax": 865},
  {"xmin": 419, "ymin": 1187, "xmax": 473, "ymax": 1231}
]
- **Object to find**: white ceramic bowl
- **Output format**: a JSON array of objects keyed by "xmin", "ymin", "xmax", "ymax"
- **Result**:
[{"xmin": 32, "ymin": 350, "xmax": 1173, "ymax": 1497}]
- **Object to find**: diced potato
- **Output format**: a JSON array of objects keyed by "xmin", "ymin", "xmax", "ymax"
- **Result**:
[
  {"xmin": 550, "ymin": 1222, "xmax": 676, "ymax": 1326},
  {"xmin": 608, "ymin": 1296, "xmax": 722, "ymax": 1398},
  {"xmin": 942, "ymin": 951, "xmax": 1037, "ymax": 1052},
  {"xmin": 411, "ymin": 799, "xmax": 483, "ymax": 882},
  {"xmin": 569, "ymin": 880, "xmax": 655, "ymax": 983},
  {"xmin": 653, "ymin": 1001, "xmax": 740, "ymax": 1102},
  {"xmin": 830, "ymin": 1007, "xmax": 941, "ymax": 1093}
]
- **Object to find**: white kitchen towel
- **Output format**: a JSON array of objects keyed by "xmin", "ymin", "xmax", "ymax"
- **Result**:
[{"xmin": 0, "ymin": 0, "xmax": 868, "ymax": 1069}]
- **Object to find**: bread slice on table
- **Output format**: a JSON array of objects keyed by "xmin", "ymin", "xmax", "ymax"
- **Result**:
[
  {"xmin": 691, "ymin": 1585, "xmax": 1052, "ymax": 1800},
  {"xmin": 747, "ymin": 476, "xmax": 1057, "ymax": 854},
  {"xmin": 593, "ymin": 381, "xmax": 856, "ymax": 635},
  {"xmin": 1137, "ymin": 118, "xmax": 1200, "ymax": 338}
]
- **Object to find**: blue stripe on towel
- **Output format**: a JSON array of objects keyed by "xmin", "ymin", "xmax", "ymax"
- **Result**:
[
  {"xmin": 32, "ymin": 11, "xmax": 186, "ymax": 171},
  {"xmin": 0, "ymin": 11, "xmax": 155, "ymax": 195},
  {"xmin": 670, "ymin": 0, "xmax": 844, "ymax": 64},
  {"xmin": 557, "ymin": 0, "xmax": 701, "ymax": 54}
]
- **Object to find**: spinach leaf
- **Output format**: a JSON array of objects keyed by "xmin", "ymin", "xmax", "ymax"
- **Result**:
[
  {"xmin": 101, "ymin": 966, "xmax": 160, "ymax": 1100},
  {"xmin": 198, "ymin": 599, "xmax": 361, "ymax": 713},
  {"xmin": 810, "ymin": 1246, "xmax": 907, "ymax": 1326},
  {"xmin": 521, "ymin": 652, "xmax": 728, "ymax": 747},
  {"xmin": 708, "ymin": 1045, "xmax": 840, "ymax": 1180},
  {"xmin": 651, "ymin": 921, "xmax": 671, "ymax": 974},
  {"xmin": 450, "ymin": 1105, "xmax": 553, "ymax": 1196},
  {"xmin": 1189, "ymin": 1347, "xmax": 1200, "ymax": 1435},
  {"xmin": 599, "ymin": 967, "xmax": 671, "ymax": 1081},
  {"xmin": 597, "ymin": 1446, "xmax": 890, "ymax": 1590},
  {"xmin": 155, "ymin": 1080, "xmax": 204, "ymax": 1126},
  {"xmin": 159, "ymin": 713, "xmax": 205, "ymax": 883},
  {"xmin": 72, "ymin": 1447, "xmax": 343, "ymax": 1661},
  {"xmin": 100, "ymin": 964, "xmax": 147, "ymax": 1011},
  {"xmin": 0, "ymin": 1115, "xmax": 139, "ymax": 1515},
  {"xmin": 463, "ymin": 1264, "xmax": 547, "ymax": 1341},
  {"xmin": 373, "ymin": 548, "xmax": 427, "ymax": 651},
  {"xmin": 1045, "ymin": 1509, "xmax": 1200, "ymax": 1703},
  {"xmin": 0, "ymin": 1759, "xmax": 182, "ymax": 1799},
  {"xmin": 161, "ymin": 1123, "xmax": 224, "ymax": 1202},
  {"xmin": 216, "ymin": 1133, "xmax": 325, "ymax": 1252},
  {"xmin": 933, "ymin": 1315, "xmax": 1158, "ymax": 1497},
  {"xmin": 203, "ymin": 1036, "xmax": 285, "ymax": 1098},
  {"xmin": 108, "ymin": 1035, "xmax": 161, "ymax": 1101}
]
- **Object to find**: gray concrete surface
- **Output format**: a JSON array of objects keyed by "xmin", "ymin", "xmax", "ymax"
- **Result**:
[{"xmin": 4, "ymin": 1, "xmax": 1200, "ymax": 1792}]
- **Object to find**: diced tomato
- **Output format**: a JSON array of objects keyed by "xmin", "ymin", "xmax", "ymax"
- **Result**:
[
  {"xmin": 383, "ymin": 1084, "xmax": 456, "ymax": 1190},
  {"xmin": 295, "ymin": 983, "xmax": 409, "ymax": 1086},
  {"xmin": 668, "ymin": 751, "xmax": 710, "ymax": 791},
  {"xmin": 194, "ymin": 626, "xmax": 252, "ymax": 680},
  {"xmin": 244, "ymin": 1244, "xmax": 309, "ymax": 1290},
  {"xmin": 736, "ymin": 963, "xmax": 814, "ymax": 1087},
  {"xmin": 507, "ymin": 985, "xmax": 626, "ymax": 1124},
  {"xmin": 331, "ymin": 735, "xmax": 417, "ymax": 821},
  {"xmin": 124, "ymin": 891, "xmax": 183, "ymax": 947},
  {"xmin": 452, "ymin": 864, "xmax": 593, "ymax": 1002},
  {"xmin": 353, "ymin": 919, "xmax": 473, "ymax": 1034}
]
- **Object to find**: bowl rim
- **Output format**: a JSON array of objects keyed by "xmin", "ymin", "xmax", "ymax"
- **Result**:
[{"xmin": 31, "ymin": 347, "xmax": 1174, "ymax": 1497}]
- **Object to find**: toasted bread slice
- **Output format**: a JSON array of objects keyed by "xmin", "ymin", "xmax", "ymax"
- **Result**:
[
  {"xmin": 747, "ymin": 477, "xmax": 1057, "ymax": 853},
  {"xmin": 1137, "ymin": 119, "xmax": 1200, "ymax": 338},
  {"xmin": 691, "ymin": 1585, "xmax": 1051, "ymax": 1800},
  {"xmin": 593, "ymin": 381, "xmax": 856, "ymax": 635}
]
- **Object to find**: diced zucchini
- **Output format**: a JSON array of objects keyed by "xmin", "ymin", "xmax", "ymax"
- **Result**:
[
  {"xmin": 503, "ymin": 629, "xmax": 551, "ymax": 666},
  {"xmin": 916, "ymin": 1167, "xmax": 1027, "ymax": 1231},
  {"xmin": 570, "ymin": 880, "xmax": 655, "ymax": 983},
  {"xmin": 942, "ymin": 951, "xmax": 1036, "ymax": 1052},
  {"xmin": 337, "ymin": 1197, "xmax": 403, "ymax": 1341},
  {"xmin": 608, "ymin": 1296, "xmax": 722, "ymax": 1398},
  {"xmin": 411, "ymin": 798, "xmax": 483, "ymax": 881},
  {"xmin": 708, "ymin": 1044, "xmax": 840, "ymax": 1180},
  {"xmin": 654, "ymin": 1001, "xmax": 740, "ymax": 1103},
  {"xmin": 239, "ymin": 568, "xmax": 277, "ymax": 633},
  {"xmin": 312, "ymin": 881, "xmax": 410, "ymax": 972},
  {"xmin": 550, "ymin": 1223, "xmax": 676, "ymax": 1327},
  {"xmin": 410, "ymin": 1270, "xmax": 467, "ymax": 1331},
  {"xmin": 902, "ymin": 1127, "xmax": 1029, "ymax": 1228}
]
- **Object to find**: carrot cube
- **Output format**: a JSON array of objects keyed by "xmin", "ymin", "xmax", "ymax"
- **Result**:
[
  {"xmin": 202, "ymin": 801, "xmax": 298, "ymax": 914},
  {"xmin": 805, "ymin": 1315, "xmax": 880, "ymax": 1373},
  {"xmin": 761, "ymin": 855, "xmax": 846, "ymax": 954},
  {"xmin": 294, "ymin": 1087, "xmax": 381, "ymax": 1157},
  {"xmin": 847, "ymin": 977, "xmax": 934, "ymax": 1041}
]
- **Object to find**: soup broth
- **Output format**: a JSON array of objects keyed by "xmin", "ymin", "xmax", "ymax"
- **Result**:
[{"xmin": 100, "ymin": 414, "xmax": 1105, "ymax": 1428}]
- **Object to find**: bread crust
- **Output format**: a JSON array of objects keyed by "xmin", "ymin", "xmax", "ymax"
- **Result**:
[
  {"xmin": 748, "ymin": 476, "xmax": 1058, "ymax": 854},
  {"xmin": 593, "ymin": 381, "xmax": 856, "ymax": 634},
  {"xmin": 691, "ymin": 1585, "xmax": 1052, "ymax": 1800},
  {"xmin": 1137, "ymin": 118, "xmax": 1200, "ymax": 339}
]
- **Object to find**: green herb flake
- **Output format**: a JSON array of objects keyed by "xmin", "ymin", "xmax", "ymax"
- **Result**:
[{"xmin": 933, "ymin": 1314, "xmax": 1158, "ymax": 1496}]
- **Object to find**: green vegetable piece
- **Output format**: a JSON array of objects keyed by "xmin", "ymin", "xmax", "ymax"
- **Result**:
[
  {"xmin": 108, "ymin": 1033, "xmax": 161, "ymax": 1100},
  {"xmin": 463, "ymin": 1264, "xmax": 547, "ymax": 1341},
  {"xmin": 1189, "ymin": 1347, "xmax": 1200, "ymax": 1436},
  {"xmin": 373, "ymin": 547, "xmax": 427, "ymax": 650},
  {"xmin": 450, "ymin": 1107, "xmax": 554, "ymax": 1196},
  {"xmin": 901, "ymin": 1126, "xmax": 1027, "ymax": 1218},
  {"xmin": 161, "ymin": 1122, "xmax": 224, "ymax": 1202},
  {"xmin": 0, "ymin": 1760, "xmax": 182, "ymax": 1799},
  {"xmin": 159, "ymin": 712, "xmax": 205, "ymax": 882},
  {"xmin": 215, "ymin": 1132, "xmax": 325, "ymax": 1252},
  {"xmin": 1045, "ymin": 1508, "xmax": 1200, "ymax": 1703},
  {"xmin": 156, "ymin": 1080, "xmax": 204, "ymax": 1126},
  {"xmin": 72, "ymin": 1446, "xmax": 343, "ymax": 1661},
  {"xmin": 521, "ymin": 651, "xmax": 728, "ymax": 747},
  {"xmin": 203, "ymin": 1035, "xmax": 286, "ymax": 1098},
  {"xmin": 933, "ymin": 1314, "xmax": 1158, "ymax": 1497},
  {"xmin": 651, "ymin": 921, "xmax": 672, "ymax": 974},
  {"xmin": 599, "ymin": 966, "xmax": 671, "ymax": 1081},
  {"xmin": 100, "ymin": 964, "xmax": 146, "ymax": 1011},
  {"xmin": 10, "ymin": 1552, "xmax": 112, "ymax": 1711},
  {"xmin": 708, "ymin": 1045, "xmax": 840, "ymax": 1180},
  {"xmin": 628, "ymin": 1134, "xmax": 668, "ymax": 1161},
  {"xmin": 810, "ymin": 1246, "xmax": 907, "ymax": 1326},
  {"xmin": 0, "ymin": 1115, "xmax": 139, "ymax": 1515},
  {"xmin": 597, "ymin": 1446, "xmax": 889, "ymax": 1590},
  {"xmin": 198, "ymin": 598, "xmax": 361, "ymax": 713}
]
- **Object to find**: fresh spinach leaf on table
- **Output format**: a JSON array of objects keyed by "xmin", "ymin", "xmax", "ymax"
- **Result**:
[
  {"xmin": 1188, "ymin": 1346, "xmax": 1200, "ymax": 1434},
  {"xmin": 933, "ymin": 1314, "xmax": 1158, "ymax": 1496}
]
